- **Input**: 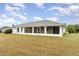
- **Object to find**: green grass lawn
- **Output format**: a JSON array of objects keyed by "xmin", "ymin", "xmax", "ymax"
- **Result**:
[{"xmin": 0, "ymin": 33, "xmax": 79, "ymax": 56}]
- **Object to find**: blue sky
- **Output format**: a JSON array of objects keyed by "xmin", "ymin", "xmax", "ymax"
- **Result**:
[{"xmin": 0, "ymin": 3, "xmax": 79, "ymax": 27}]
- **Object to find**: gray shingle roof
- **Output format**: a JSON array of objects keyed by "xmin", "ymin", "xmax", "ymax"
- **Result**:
[
  {"xmin": 16, "ymin": 20, "xmax": 65, "ymax": 27},
  {"xmin": 0, "ymin": 26, "xmax": 11, "ymax": 30}
]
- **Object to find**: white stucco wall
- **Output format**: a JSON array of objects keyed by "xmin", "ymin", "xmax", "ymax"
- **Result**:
[
  {"xmin": 12, "ymin": 28, "xmax": 17, "ymax": 33},
  {"xmin": 22, "ymin": 27, "xmax": 25, "ymax": 33},
  {"xmin": 13, "ymin": 26, "xmax": 65, "ymax": 37},
  {"xmin": 63, "ymin": 27, "xmax": 66, "ymax": 33},
  {"xmin": 59, "ymin": 26, "xmax": 63, "ymax": 36}
]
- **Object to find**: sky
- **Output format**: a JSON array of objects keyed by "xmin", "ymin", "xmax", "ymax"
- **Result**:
[{"xmin": 0, "ymin": 3, "xmax": 79, "ymax": 27}]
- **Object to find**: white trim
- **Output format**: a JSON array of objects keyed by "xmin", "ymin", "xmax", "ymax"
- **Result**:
[
  {"xmin": 59, "ymin": 26, "xmax": 63, "ymax": 36},
  {"xmin": 15, "ymin": 33, "xmax": 62, "ymax": 37},
  {"xmin": 22, "ymin": 27, "xmax": 25, "ymax": 33},
  {"xmin": 32, "ymin": 27, "xmax": 34, "ymax": 33},
  {"xmin": 19, "ymin": 27, "xmax": 21, "ymax": 33},
  {"xmin": 44, "ymin": 26, "xmax": 47, "ymax": 34}
]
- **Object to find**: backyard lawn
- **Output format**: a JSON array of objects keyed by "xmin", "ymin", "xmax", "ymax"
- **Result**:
[{"xmin": 0, "ymin": 33, "xmax": 79, "ymax": 56}]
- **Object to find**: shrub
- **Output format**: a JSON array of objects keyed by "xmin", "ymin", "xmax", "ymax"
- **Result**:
[
  {"xmin": 63, "ymin": 32, "xmax": 68, "ymax": 36},
  {"xmin": 67, "ymin": 25, "xmax": 75, "ymax": 33},
  {"xmin": 0, "ymin": 30, "xmax": 2, "ymax": 33},
  {"xmin": 67, "ymin": 24, "xmax": 79, "ymax": 33},
  {"xmin": 74, "ymin": 24, "xmax": 79, "ymax": 33},
  {"xmin": 4, "ymin": 29, "xmax": 12, "ymax": 34},
  {"xmin": 76, "ymin": 29, "xmax": 79, "ymax": 33}
]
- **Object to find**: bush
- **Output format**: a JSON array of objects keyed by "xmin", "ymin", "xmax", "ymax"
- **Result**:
[
  {"xmin": 67, "ymin": 25, "xmax": 75, "ymax": 33},
  {"xmin": 0, "ymin": 30, "xmax": 2, "ymax": 33},
  {"xmin": 67, "ymin": 24, "xmax": 79, "ymax": 33},
  {"xmin": 76, "ymin": 29, "xmax": 79, "ymax": 33},
  {"xmin": 74, "ymin": 24, "xmax": 79, "ymax": 33},
  {"xmin": 63, "ymin": 32, "xmax": 68, "ymax": 36},
  {"xmin": 4, "ymin": 29, "xmax": 12, "ymax": 34}
]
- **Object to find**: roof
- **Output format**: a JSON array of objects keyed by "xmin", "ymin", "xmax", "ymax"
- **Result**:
[
  {"xmin": 0, "ymin": 26, "xmax": 11, "ymax": 30},
  {"xmin": 16, "ymin": 20, "xmax": 66, "ymax": 27}
]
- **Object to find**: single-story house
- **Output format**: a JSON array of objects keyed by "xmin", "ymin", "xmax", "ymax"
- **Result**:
[
  {"xmin": 12, "ymin": 20, "xmax": 66, "ymax": 36},
  {"xmin": 0, "ymin": 26, "xmax": 12, "ymax": 32}
]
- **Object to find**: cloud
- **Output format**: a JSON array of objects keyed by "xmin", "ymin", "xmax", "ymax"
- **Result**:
[
  {"xmin": 35, "ymin": 3, "xmax": 45, "ymax": 9},
  {"xmin": 47, "ymin": 17, "xmax": 59, "ymax": 22},
  {"xmin": 1, "ymin": 14, "xmax": 8, "ymax": 18},
  {"xmin": 10, "ymin": 3, "xmax": 25, "ymax": 8},
  {"xmin": 5, "ymin": 4, "xmax": 26, "ymax": 13},
  {"xmin": 33, "ymin": 16, "xmax": 59, "ymax": 22},
  {"xmin": 33, "ymin": 17, "xmax": 43, "ymax": 21},
  {"xmin": 48, "ymin": 4, "xmax": 79, "ymax": 16},
  {"xmin": 75, "ymin": 13, "xmax": 79, "ymax": 18},
  {"xmin": 48, "ymin": 7, "xmax": 71, "ymax": 16},
  {"xmin": 0, "ymin": 14, "xmax": 24, "ymax": 27},
  {"xmin": 0, "ymin": 15, "xmax": 17, "ymax": 27},
  {"xmin": 69, "ymin": 5, "xmax": 79, "ymax": 13},
  {"xmin": 5, "ymin": 4, "xmax": 14, "ymax": 12},
  {"xmin": 14, "ymin": 14, "xmax": 27, "ymax": 21},
  {"xmin": 5, "ymin": 4, "xmax": 27, "ymax": 21},
  {"xmin": 3, "ymin": 18, "xmax": 16, "ymax": 26},
  {"xmin": 0, "ymin": 3, "xmax": 27, "ymax": 27},
  {"xmin": 8, "ymin": 11, "xmax": 27, "ymax": 21}
]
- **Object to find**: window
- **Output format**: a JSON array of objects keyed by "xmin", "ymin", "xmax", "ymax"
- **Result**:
[{"xmin": 17, "ymin": 28, "xmax": 19, "ymax": 32}]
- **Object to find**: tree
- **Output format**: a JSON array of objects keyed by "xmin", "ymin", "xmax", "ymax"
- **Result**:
[
  {"xmin": 67, "ymin": 24, "xmax": 79, "ymax": 33},
  {"xmin": 0, "ymin": 30, "xmax": 2, "ymax": 33},
  {"xmin": 67, "ymin": 25, "xmax": 75, "ymax": 33},
  {"xmin": 4, "ymin": 29, "xmax": 12, "ymax": 34},
  {"xmin": 74, "ymin": 24, "xmax": 79, "ymax": 33}
]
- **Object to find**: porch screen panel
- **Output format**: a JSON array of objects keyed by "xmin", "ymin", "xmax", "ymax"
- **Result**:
[
  {"xmin": 29, "ymin": 27, "xmax": 32, "ymax": 33},
  {"xmin": 41, "ymin": 27, "xmax": 44, "ymax": 33},
  {"xmin": 47, "ymin": 26, "xmax": 53, "ymax": 34},
  {"xmin": 24, "ymin": 27, "xmax": 32, "ymax": 33},
  {"xmin": 47, "ymin": 26, "xmax": 59, "ymax": 34},
  {"xmin": 53, "ymin": 26, "xmax": 59, "ymax": 34},
  {"xmin": 34, "ymin": 27, "xmax": 44, "ymax": 33},
  {"xmin": 34, "ymin": 27, "xmax": 38, "ymax": 33}
]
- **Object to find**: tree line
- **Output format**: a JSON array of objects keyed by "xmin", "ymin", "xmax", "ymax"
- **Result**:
[{"xmin": 67, "ymin": 24, "xmax": 79, "ymax": 33}]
